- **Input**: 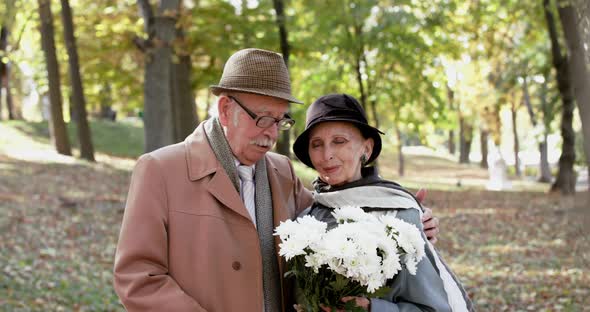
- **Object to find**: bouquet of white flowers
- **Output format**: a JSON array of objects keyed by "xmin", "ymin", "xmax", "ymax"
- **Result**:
[{"xmin": 274, "ymin": 207, "xmax": 425, "ymax": 312}]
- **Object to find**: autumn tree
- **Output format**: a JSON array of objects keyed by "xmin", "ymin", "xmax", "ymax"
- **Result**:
[
  {"xmin": 0, "ymin": 0, "xmax": 17, "ymax": 120},
  {"xmin": 544, "ymin": 0, "xmax": 576, "ymax": 194},
  {"xmin": 273, "ymin": 0, "xmax": 292, "ymax": 158},
  {"xmin": 559, "ymin": 1, "xmax": 590, "ymax": 190},
  {"xmin": 60, "ymin": 0, "xmax": 94, "ymax": 161},
  {"xmin": 136, "ymin": 0, "xmax": 196, "ymax": 152},
  {"xmin": 38, "ymin": 0, "xmax": 71, "ymax": 156}
]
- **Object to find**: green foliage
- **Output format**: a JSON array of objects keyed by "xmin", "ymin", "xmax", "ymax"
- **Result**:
[{"xmin": 4, "ymin": 0, "xmax": 587, "ymax": 174}]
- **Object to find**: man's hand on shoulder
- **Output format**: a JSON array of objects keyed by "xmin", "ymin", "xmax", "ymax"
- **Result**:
[{"xmin": 416, "ymin": 189, "xmax": 440, "ymax": 244}]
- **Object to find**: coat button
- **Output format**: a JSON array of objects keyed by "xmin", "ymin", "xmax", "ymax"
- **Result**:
[{"xmin": 232, "ymin": 261, "xmax": 241, "ymax": 270}]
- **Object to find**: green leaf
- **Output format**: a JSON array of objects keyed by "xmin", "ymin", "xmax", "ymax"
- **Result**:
[
  {"xmin": 328, "ymin": 274, "xmax": 350, "ymax": 292},
  {"xmin": 370, "ymin": 286, "xmax": 392, "ymax": 299}
]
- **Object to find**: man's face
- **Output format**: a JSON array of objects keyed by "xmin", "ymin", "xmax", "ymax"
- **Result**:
[{"xmin": 219, "ymin": 92, "xmax": 289, "ymax": 166}]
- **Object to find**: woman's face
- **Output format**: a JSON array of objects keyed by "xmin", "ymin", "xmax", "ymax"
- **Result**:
[{"xmin": 308, "ymin": 121, "xmax": 374, "ymax": 186}]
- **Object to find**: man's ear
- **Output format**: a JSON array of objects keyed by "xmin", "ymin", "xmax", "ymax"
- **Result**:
[{"xmin": 217, "ymin": 96, "xmax": 232, "ymax": 127}]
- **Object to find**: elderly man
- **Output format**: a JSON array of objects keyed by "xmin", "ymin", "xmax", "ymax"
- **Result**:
[{"xmin": 113, "ymin": 48, "xmax": 439, "ymax": 312}]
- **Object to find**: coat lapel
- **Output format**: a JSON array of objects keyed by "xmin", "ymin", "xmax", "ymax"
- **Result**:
[
  {"xmin": 266, "ymin": 156, "xmax": 293, "ymax": 228},
  {"xmin": 185, "ymin": 123, "xmax": 253, "ymax": 223}
]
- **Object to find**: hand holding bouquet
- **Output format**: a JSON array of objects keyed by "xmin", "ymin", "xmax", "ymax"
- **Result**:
[{"xmin": 274, "ymin": 207, "xmax": 425, "ymax": 312}]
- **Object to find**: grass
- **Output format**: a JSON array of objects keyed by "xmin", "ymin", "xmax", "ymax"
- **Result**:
[
  {"xmin": 3, "ymin": 119, "xmax": 144, "ymax": 159},
  {"xmin": 1, "ymin": 120, "xmax": 589, "ymax": 311}
]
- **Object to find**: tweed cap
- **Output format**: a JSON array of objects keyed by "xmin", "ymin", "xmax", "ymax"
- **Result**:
[{"xmin": 210, "ymin": 48, "xmax": 303, "ymax": 104}]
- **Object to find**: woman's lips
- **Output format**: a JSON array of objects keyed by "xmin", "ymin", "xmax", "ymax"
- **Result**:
[{"xmin": 322, "ymin": 166, "xmax": 340, "ymax": 174}]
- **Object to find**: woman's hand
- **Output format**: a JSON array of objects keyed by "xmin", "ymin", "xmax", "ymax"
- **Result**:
[{"xmin": 319, "ymin": 296, "xmax": 370, "ymax": 311}]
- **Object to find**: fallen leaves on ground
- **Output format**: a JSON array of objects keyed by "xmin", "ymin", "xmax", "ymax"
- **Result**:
[{"xmin": 1, "ymin": 154, "xmax": 589, "ymax": 311}]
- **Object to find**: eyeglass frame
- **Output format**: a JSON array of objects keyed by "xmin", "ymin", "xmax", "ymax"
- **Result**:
[{"xmin": 227, "ymin": 95, "xmax": 295, "ymax": 130}]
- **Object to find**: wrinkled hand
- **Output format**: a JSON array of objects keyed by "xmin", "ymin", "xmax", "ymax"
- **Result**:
[
  {"xmin": 416, "ymin": 189, "xmax": 440, "ymax": 244},
  {"xmin": 294, "ymin": 304, "xmax": 304, "ymax": 312},
  {"xmin": 319, "ymin": 297, "xmax": 370, "ymax": 311}
]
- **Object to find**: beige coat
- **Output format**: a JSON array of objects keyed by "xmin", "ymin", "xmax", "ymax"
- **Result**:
[{"xmin": 114, "ymin": 122, "xmax": 313, "ymax": 311}]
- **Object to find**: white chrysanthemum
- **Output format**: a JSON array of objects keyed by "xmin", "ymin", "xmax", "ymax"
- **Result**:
[
  {"xmin": 275, "ymin": 216, "xmax": 327, "ymax": 261},
  {"xmin": 304, "ymin": 253, "xmax": 325, "ymax": 273},
  {"xmin": 278, "ymin": 237, "xmax": 309, "ymax": 260},
  {"xmin": 274, "ymin": 215, "xmax": 327, "ymax": 241},
  {"xmin": 366, "ymin": 276, "xmax": 385, "ymax": 293},
  {"xmin": 375, "ymin": 235, "xmax": 401, "ymax": 279},
  {"xmin": 331, "ymin": 206, "xmax": 378, "ymax": 224},
  {"xmin": 319, "ymin": 226, "xmax": 358, "ymax": 261},
  {"xmin": 275, "ymin": 208, "xmax": 423, "ymax": 297},
  {"xmin": 380, "ymin": 215, "xmax": 425, "ymax": 275},
  {"xmin": 297, "ymin": 215, "xmax": 329, "ymax": 236},
  {"xmin": 274, "ymin": 219, "xmax": 299, "ymax": 241}
]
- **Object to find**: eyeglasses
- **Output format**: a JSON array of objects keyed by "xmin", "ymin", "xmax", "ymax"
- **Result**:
[{"xmin": 228, "ymin": 95, "xmax": 295, "ymax": 131}]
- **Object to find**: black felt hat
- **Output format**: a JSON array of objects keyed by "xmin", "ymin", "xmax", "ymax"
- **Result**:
[{"xmin": 293, "ymin": 94, "xmax": 384, "ymax": 169}]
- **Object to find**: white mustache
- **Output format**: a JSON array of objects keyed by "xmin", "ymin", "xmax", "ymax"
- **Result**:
[{"xmin": 250, "ymin": 137, "xmax": 275, "ymax": 148}]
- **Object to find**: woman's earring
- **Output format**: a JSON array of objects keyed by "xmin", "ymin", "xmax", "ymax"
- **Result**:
[{"xmin": 360, "ymin": 154, "xmax": 368, "ymax": 166}]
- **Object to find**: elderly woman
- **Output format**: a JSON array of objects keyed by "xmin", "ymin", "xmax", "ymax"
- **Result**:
[{"xmin": 292, "ymin": 94, "xmax": 474, "ymax": 312}]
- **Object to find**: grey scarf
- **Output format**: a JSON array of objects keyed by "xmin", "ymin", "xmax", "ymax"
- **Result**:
[
  {"xmin": 314, "ymin": 185, "xmax": 421, "ymax": 212},
  {"xmin": 204, "ymin": 117, "xmax": 281, "ymax": 312}
]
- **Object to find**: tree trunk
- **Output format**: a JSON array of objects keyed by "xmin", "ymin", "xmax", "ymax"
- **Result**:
[
  {"xmin": 205, "ymin": 88, "xmax": 211, "ymax": 119},
  {"xmin": 511, "ymin": 96, "xmax": 521, "ymax": 177},
  {"xmin": 539, "ymin": 137, "xmax": 552, "ymax": 183},
  {"xmin": 540, "ymin": 71, "xmax": 553, "ymax": 182},
  {"xmin": 0, "ymin": 25, "xmax": 14, "ymax": 120},
  {"xmin": 559, "ymin": 4, "xmax": 590, "ymax": 191},
  {"xmin": 446, "ymin": 84, "xmax": 456, "ymax": 154},
  {"xmin": 524, "ymin": 75, "xmax": 550, "ymax": 182},
  {"xmin": 396, "ymin": 125, "xmax": 404, "ymax": 176},
  {"xmin": 4, "ymin": 62, "xmax": 14, "ymax": 120},
  {"xmin": 368, "ymin": 98, "xmax": 380, "ymax": 168},
  {"xmin": 525, "ymin": 75, "xmax": 552, "ymax": 182},
  {"xmin": 170, "ymin": 27, "xmax": 197, "ymax": 142},
  {"xmin": 480, "ymin": 129, "xmax": 489, "ymax": 168},
  {"xmin": 448, "ymin": 130, "xmax": 456, "ymax": 155},
  {"xmin": 351, "ymin": 22, "xmax": 367, "ymax": 110},
  {"xmin": 353, "ymin": 53, "xmax": 367, "ymax": 110},
  {"xmin": 544, "ymin": 0, "xmax": 576, "ymax": 194},
  {"xmin": 459, "ymin": 116, "xmax": 472, "ymax": 164},
  {"xmin": 203, "ymin": 56, "xmax": 216, "ymax": 120},
  {"xmin": 140, "ymin": 0, "xmax": 179, "ymax": 152},
  {"xmin": 523, "ymin": 76, "xmax": 535, "ymax": 125},
  {"xmin": 273, "ymin": 0, "xmax": 290, "ymax": 69},
  {"xmin": 0, "ymin": 72, "xmax": 3, "ymax": 120},
  {"xmin": 38, "ymin": 0, "xmax": 72, "ymax": 156},
  {"xmin": 273, "ymin": 0, "xmax": 291, "ymax": 158},
  {"xmin": 0, "ymin": 25, "xmax": 8, "ymax": 120},
  {"xmin": 241, "ymin": 0, "xmax": 252, "ymax": 46},
  {"xmin": 0, "ymin": 26, "xmax": 6, "ymax": 120},
  {"xmin": 60, "ymin": 0, "xmax": 94, "ymax": 161}
]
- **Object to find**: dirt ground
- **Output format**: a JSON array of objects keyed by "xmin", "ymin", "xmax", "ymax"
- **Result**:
[{"xmin": 1, "ymin": 150, "xmax": 589, "ymax": 311}]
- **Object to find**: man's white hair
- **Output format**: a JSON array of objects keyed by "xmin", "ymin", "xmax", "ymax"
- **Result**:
[
  {"xmin": 208, "ymin": 92, "xmax": 231, "ymax": 118},
  {"xmin": 208, "ymin": 102, "xmax": 219, "ymax": 118}
]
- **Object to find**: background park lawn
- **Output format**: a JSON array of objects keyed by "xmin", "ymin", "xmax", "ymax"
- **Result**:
[{"xmin": 0, "ymin": 121, "xmax": 588, "ymax": 311}]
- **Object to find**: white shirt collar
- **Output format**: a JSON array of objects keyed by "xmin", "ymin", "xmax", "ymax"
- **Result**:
[{"xmin": 233, "ymin": 157, "xmax": 256, "ymax": 171}]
